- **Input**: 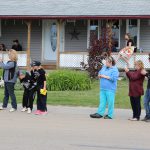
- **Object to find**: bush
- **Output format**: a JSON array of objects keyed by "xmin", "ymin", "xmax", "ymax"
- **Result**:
[
  {"xmin": 0, "ymin": 69, "xmax": 3, "ymax": 78},
  {"xmin": 46, "ymin": 69, "xmax": 91, "ymax": 91},
  {"xmin": 87, "ymin": 25, "xmax": 114, "ymax": 78}
]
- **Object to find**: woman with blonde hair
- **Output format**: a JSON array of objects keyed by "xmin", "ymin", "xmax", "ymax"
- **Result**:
[
  {"xmin": 0, "ymin": 49, "xmax": 18, "ymax": 112},
  {"xmin": 116, "ymin": 33, "xmax": 135, "ymax": 67},
  {"xmin": 125, "ymin": 60, "xmax": 145, "ymax": 121}
]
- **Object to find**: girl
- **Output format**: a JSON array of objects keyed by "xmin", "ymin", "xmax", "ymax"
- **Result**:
[
  {"xmin": 116, "ymin": 33, "xmax": 135, "ymax": 67},
  {"xmin": 31, "ymin": 61, "xmax": 47, "ymax": 115},
  {"xmin": 90, "ymin": 56, "xmax": 119, "ymax": 119},
  {"xmin": 125, "ymin": 60, "xmax": 145, "ymax": 121},
  {"xmin": 0, "ymin": 49, "xmax": 18, "ymax": 112}
]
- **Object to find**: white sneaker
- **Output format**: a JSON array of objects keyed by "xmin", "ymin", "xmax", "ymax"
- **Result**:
[
  {"xmin": 21, "ymin": 107, "xmax": 27, "ymax": 112},
  {"xmin": 128, "ymin": 118, "xmax": 139, "ymax": 121},
  {"xmin": 27, "ymin": 108, "xmax": 32, "ymax": 114},
  {"xmin": 0, "ymin": 106, "xmax": 6, "ymax": 110},
  {"xmin": 9, "ymin": 108, "xmax": 16, "ymax": 112}
]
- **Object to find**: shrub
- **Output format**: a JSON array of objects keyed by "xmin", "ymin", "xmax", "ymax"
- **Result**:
[
  {"xmin": 87, "ymin": 24, "xmax": 114, "ymax": 78},
  {"xmin": 0, "ymin": 69, "xmax": 3, "ymax": 79},
  {"xmin": 46, "ymin": 69, "xmax": 91, "ymax": 91}
]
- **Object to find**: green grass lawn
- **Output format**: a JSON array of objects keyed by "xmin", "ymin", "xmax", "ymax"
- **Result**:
[{"xmin": 0, "ymin": 80, "xmax": 147, "ymax": 109}]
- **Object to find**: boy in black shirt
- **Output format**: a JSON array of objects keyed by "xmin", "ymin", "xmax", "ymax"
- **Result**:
[
  {"xmin": 19, "ymin": 70, "xmax": 37, "ymax": 114},
  {"xmin": 31, "ymin": 61, "xmax": 47, "ymax": 115}
]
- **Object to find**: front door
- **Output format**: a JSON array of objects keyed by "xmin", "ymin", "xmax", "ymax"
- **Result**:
[{"xmin": 42, "ymin": 20, "xmax": 57, "ymax": 62}]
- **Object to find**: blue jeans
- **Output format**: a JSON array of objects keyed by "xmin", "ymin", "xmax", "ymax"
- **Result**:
[
  {"xmin": 3, "ymin": 82, "xmax": 17, "ymax": 109},
  {"xmin": 97, "ymin": 89, "xmax": 115, "ymax": 118},
  {"xmin": 143, "ymin": 89, "xmax": 150, "ymax": 118}
]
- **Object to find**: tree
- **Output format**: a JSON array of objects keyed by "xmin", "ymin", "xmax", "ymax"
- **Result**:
[{"xmin": 87, "ymin": 21, "xmax": 114, "ymax": 78}]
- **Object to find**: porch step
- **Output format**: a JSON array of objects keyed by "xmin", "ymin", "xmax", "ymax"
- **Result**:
[{"xmin": 42, "ymin": 63, "xmax": 57, "ymax": 70}]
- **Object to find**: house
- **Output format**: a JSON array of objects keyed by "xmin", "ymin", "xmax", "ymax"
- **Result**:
[{"xmin": 0, "ymin": 0, "xmax": 150, "ymax": 69}]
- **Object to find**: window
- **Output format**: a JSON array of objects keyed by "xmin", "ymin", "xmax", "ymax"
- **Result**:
[
  {"xmin": 87, "ymin": 20, "xmax": 99, "ymax": 47},
  {"xmin": 90, "ymin": 20, "xmax": 99, "ymax": 39},
  {"xmin": 50, "ymin": 23, "xmax": 57, "ymax": 52},
  {"xmin": 112, "ymin": 20, "xmax": 120, "ymax": 49},
  {"xmin": 126, "ymin": 19, "xmax": 140, "ymax": 48}
]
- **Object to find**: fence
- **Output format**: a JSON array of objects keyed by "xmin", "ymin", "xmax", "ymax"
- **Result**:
[
  {"xmin": 59, "ymin": 52, "xmax": 150, "ymax": 69},
  {"xmin": 0, "ymin": 51, "xmax": 27, "ymax": 67}
]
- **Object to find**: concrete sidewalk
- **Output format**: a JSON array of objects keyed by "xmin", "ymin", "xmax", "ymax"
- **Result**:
[{"xmin": 0, "ymin": 105, "xmax": 149, "ymax": 150}]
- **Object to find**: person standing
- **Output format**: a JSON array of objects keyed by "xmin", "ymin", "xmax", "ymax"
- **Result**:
[
  {"xmin": 125, "ymin": 60, "xmax": 145, "ymax": 121},
  {"xmin": 31, "ymin": 61, "xmax": 47, "ymax": 115},
  {"xmin": 141, "ymin": 54, "xmax": 150, "ymax": 122},
  {"xmin": 0, "ymin": 49, "xmax": 18, "ymax": 112},
  {"xmin": 90, "ymin": 56, "xmax": 119, "ymax": 119}
]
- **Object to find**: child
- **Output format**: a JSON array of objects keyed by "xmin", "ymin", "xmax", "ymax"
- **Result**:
[
  {"xmin": 90, "ymin": 56, "xmax": 119, "ymax": 119},
  {"xmin": 125, "ymin": 60, "xmax": 145, "ymax": 121},
  {"xmin": 0, "ymin": 49, "xmax": 18, "ymax": 112},
  {"xmin": 31, "ymin": 61, "xmax": 47, "ymax": 115},
  {"xmin": 19, "ymin": 70, "xmax": 37, "ymax": 114}
]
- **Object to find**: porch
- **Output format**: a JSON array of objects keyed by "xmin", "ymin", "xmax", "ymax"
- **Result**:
[
  {"xmin": 0, "ymin": 18, "xmax": 150, "ymax": 70},
  {"xmin": 56, "ymin": 18, "xmax": 150, "ymax": 69},
  {"xmin": 59, "ymin": 52, "xmax": 150, "ymax": 69}
]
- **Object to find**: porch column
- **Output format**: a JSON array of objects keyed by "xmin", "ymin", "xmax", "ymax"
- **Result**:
[
  {"xmin": 25, "ymin": 21, "xmax": 31, "ymax": 69},
  {"xmin": 56, "ymin": 20, "xmax": 61, "ymax": 69}
]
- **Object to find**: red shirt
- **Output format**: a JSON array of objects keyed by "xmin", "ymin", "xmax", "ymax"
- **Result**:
[{"xmin": 126, "ymin": 70, "xmax": 145, "ymax": 97}]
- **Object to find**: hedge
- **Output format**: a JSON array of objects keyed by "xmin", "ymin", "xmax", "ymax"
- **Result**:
[{"xmin": 46, "ymin": 69, "xmax": 91, "ymax": 91}]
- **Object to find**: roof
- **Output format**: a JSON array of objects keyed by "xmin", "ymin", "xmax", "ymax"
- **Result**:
[{"xmin": 0, "ymin": 0, "xmax": 150, "ymax": 19}]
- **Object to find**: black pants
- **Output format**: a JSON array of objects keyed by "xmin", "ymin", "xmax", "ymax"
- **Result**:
[
  {"xmin": 130, "ymin": 96, "xmax": 141, "ymax": 119},
  {"xmin": 37, "ymin": 88, "xmax": 47, "ymax": 112},
  {"xmin": 22, "ymin": 88, "xmax": 36, "ymax": 110},
  {"xmin": 3, "ymin": 82, "xmax": 17, "ymax": 109}
]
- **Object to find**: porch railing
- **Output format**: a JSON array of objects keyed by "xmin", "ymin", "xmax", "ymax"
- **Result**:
[
  {"xmin": 0, "ymin": 51, "xmax": 27, "ymax": 67},
  {"xmin": 59, "ymin": 52, "xmax": 150, "ymax": 69}
]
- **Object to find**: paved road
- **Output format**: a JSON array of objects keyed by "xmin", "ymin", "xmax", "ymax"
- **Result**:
[{"xmin": 0, "ymin": 105, "xmax": 149, "ymax": 150}]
